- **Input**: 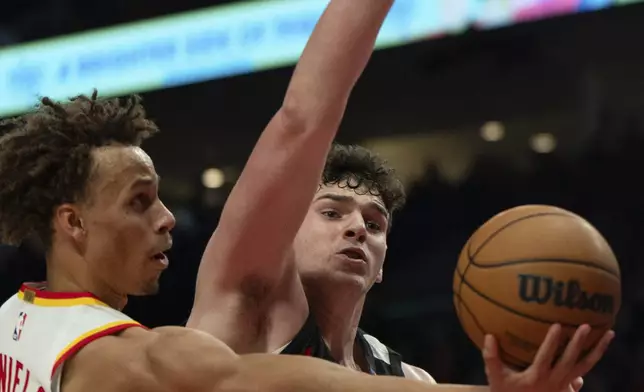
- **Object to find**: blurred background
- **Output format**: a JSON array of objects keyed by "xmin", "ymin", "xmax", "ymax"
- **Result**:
[{"xmin": 1, "ymin": 0, "xmax": 643, "ymax": 390}]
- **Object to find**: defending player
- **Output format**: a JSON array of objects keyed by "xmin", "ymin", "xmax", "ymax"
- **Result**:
[{"xmin": 186, "ymin": 0, "xmax": 613, "ymax": 390}]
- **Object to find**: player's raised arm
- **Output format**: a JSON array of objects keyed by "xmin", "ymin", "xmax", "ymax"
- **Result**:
[
  {"xmin": 61, "ymin": 326, "xmax": 488, "ymax": 392},
  {"xmin": 190, "ymin": 0, "xmax": 394, "ymax": 318}
]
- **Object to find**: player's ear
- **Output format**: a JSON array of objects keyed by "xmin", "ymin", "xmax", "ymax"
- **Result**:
[{"xmin": 54, "ymin": 203, "xmax": 87, "ymax": 242}]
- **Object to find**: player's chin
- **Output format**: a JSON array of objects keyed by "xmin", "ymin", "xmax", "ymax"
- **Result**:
[
  {"xmin": 144, "ymin": 277, "xmax": 161, "ymax": 295},
  {"xmin": 130, "ymin": 278, "xmax": 161, "ymax": 296},
  {"xmin": 329, "ymin": 269, "xmax": 370, "ymax": 290}
]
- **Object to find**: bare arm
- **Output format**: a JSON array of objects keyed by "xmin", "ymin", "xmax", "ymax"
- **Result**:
[
  {"xmin": 402, "ymin": 362, "xmax": 437, "ymax": 384},
  {"xmin": 190, "ymin": 0, "xmax": 395, "ymax": 326},
  {"xmin": 61, "ymin": 326, "xmax": 488, "ymax": 392},
  {"xmin": 234, "ymin": 355, "xmax": 489, "ymax": 392}
]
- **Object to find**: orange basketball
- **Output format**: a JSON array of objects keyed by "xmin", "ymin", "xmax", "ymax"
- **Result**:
[{"xmin": 453, "ymin": 205, "xmax": 621, "ymax": 369}]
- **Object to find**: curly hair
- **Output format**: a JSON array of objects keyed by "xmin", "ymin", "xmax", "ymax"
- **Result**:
[
  {"xmin": 0, "ymin": 91, "xmax": 159, "ymax": 248},
  {"xmin": 322, "ymin": 144, "xmax": 406, "ymax": 216}
]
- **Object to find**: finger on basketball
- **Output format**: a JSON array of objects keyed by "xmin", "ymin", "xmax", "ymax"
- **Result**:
[
  {"xmin": 555, "ymin": 324, "xmax": 590, "ymax": 373},
  {"xmin": 531, "ymin": 324, "xmax": 562, "ymax": 372},
  {"xmin": 482, "ymin": 335, "xmax": 504, "ymax": 380},
  {"xmin": 571, "ymin": 330, "xmax": 615, "ymax": 378}
]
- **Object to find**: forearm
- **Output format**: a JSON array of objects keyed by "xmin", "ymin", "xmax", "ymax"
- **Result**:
[
  {"xmin": 283, "ymin": 0, "xmax": 394, "ymax": 121},
  {"xmin": 234, "ymin": 354, "xmax": 489, "ymax": 392}
]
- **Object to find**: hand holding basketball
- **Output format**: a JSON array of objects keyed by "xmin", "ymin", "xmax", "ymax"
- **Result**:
[{"xmin": 482, "ymin": 323, "xmax": 614, "ymax": 392}]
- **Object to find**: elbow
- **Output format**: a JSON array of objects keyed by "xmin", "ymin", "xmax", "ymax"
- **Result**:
[
  {"xmin": 277, "ymin": 96, "xmax": 309, "ymax": 135},
  {"xmin": 279, "ymin": 93, "xmax": 346, "ymax": 136}
]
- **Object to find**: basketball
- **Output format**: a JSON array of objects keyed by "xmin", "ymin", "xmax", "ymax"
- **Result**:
[{"xmin": 453, "ymin": 205, "xmax": 621, "ymax": 369}]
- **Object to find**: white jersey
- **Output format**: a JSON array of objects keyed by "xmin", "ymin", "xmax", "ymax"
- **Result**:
[{"xmin": 0, "ymin": 283, "xmax": 144, "ymax": 392}]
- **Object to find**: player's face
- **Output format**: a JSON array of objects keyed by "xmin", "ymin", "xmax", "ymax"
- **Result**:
[
  {"xmin": 77, "ymin": 145, "xmax": 175, "ymax": 296},
  {"xmin": 293, "ymin": 182, "xmax": 389, "ymax": 292}
]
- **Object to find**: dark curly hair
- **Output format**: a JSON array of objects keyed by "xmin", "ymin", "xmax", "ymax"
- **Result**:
[
  {"xmin": 322, "ymin": 144, "xmax": 406, "ymax": 218},
  {"xmin": 0, "ymin": 91, "xmax": 159, "ymax": 249}
]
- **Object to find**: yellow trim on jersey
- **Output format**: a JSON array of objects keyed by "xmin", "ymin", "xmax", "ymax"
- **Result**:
[
  {"xmin": 54, "ymin": 320, "xmax": 141, "ymax": 363},
  {"xmin": 17, "ymin": 291, "xmax": 108, "ymax": 307}
]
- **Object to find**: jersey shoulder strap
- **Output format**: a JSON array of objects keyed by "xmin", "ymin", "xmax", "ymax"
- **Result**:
[{"xmin": 358, "ymin": 331, "xmax": 405, "ymax": 377}]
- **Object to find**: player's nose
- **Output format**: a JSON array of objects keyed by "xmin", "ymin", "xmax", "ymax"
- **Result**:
[
  {"xmin": 343, "ymin": 214, "xmax": 367, "ymax": 244},
  {"xmin": 155, "ymin": 202, "xmax": 176, "ymax": 234}
]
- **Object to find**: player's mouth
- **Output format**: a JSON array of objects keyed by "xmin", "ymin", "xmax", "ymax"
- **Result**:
[
  {"xmin": 151, "ymin": 252, "xmax": 169, "ymax": 267},
  {"xmin": 150, "ymin": 238, "xmax": 172, "ymax": 267},
  {"xmin": 150, "ymin": 242, "xmax": 172, "ymax": 267},
  {"xmin": 338, "ymin": 247, "xmax": 367, "ymax": 263}
]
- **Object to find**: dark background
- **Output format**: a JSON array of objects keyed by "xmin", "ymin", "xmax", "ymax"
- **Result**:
[{"xmin": 1, "ymin": 1, "xmax": 644, "ymax": 390}]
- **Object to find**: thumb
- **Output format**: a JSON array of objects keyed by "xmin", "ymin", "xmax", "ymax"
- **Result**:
[{"xmin": 482, "ymin": 335, "xmax": 505, "ymax": 383}]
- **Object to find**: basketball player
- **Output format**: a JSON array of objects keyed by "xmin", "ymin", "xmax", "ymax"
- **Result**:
[
  {"xmin": 184, "ymin": 2, "xmax": 614, "ymax": 391},
  {"xmin": 188, "ymin": 143, "xmax": 606, "ymax": 390}
]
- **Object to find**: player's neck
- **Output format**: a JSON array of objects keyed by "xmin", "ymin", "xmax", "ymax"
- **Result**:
[
  {"xmin": 46, "ymin": 249, "xmax": 128, "ymax": 310},
  {"xmin": 307, "ymin": 286, "xmax": 366, "ymax": 369}
]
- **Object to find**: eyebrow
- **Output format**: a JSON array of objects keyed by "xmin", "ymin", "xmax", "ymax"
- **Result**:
[
  {"xmin": 130, "ymin": 174, "xmax": 160, "ymax": 189},
  {"xmin": 315, "ymin": 193, "xmax": 389, "ymax": 219}
]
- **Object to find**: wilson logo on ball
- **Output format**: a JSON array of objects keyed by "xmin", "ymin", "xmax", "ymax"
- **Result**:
[{"xmin": 517, "ymin": 274, "xmax": 615, "ymax": 314}]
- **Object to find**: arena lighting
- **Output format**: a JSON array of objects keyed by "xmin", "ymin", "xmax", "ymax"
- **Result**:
[
  {"xmin": 0, "ymin": 0, "xmax": 640, "ymax": 117},
  {"xmin": 201, "ymin": 168, "xmax": 225, "ymax": 189},
  {"xmin": 530, "ymin": 133, "xmax": 557, "ymax": 154},
  {"xmin": 480, "ymin": 121, "xmax": 505, "ymax": 142}
]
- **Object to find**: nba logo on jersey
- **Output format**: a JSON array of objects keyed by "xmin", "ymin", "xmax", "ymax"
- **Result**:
[{"xmin": 13, "ymin": 311, "xmax": 27, "ymax": 341}]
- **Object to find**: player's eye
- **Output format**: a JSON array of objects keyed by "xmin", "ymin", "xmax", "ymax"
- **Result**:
[
  {"xmin": 131, "ymin": 194, "xmax": 151, "ymax": 211},
  {"xmin": 321, "ymin": 210, "xmax": 341, "ymax": 219},
  {"xmin": 366, "ymin": 221, "xmax": 382, "ymax": 232}
]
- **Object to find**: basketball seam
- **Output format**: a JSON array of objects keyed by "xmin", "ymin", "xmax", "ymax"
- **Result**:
[
  {"xmin": 470, "ymin": 212, "xmax": 575, "ymax": 259},
  {"xmin": 455, "ymin": 240, "xmax": 474, "ymax": 316},
  {"xmin": 453, "ymin": 290, "xmax": 487, "ymax": 338},
  {"xmin": 454, "ymin": 268, "xmax": 611, "ymax": 329},
  {"xmin": 454, "ymin": 267, "xmax": 463, "ymax": 318},
  {"xmin": 497, "ymin": 346, "xmax": 531, "ymax": 369},
  {"xmin": 469, "ymin": 258, "xmax": 620, "ymax": 279}
]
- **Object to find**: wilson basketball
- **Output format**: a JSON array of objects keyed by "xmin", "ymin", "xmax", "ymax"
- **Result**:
[{"xmin": 453, "ymin": 205, "xmax": 621, "ymax": 369}]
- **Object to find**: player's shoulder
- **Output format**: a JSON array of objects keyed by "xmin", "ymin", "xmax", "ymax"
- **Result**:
[
  {"xmin": 66, "ymin": 326, "xmax": 197, "ymax": 367},
  {"xmin": 61, "ymin": 325, "xmax": 153, "ymax": 391},
  {"xmin": 62, "ymin": 327, "xmax": 166, "ymax": 392},
  {"xmin": 400, "ymin": 362, "xmax": 436, "ymax": 384},
  {"xmin": 63, "ymin": 326, "xmax": 237, "ymax": 392}
]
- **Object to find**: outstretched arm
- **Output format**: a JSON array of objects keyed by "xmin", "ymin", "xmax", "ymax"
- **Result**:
[
  {"xmin": 63, "ymin": 326, "xmax": 611, "ymax": 392},
  {"xmin": 63, "ymin": 326, "xmax": 488, "ymax": 392},
  {"xmin": 189, "ymin": 0, "xmax": 395, "ymax": 340}
]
